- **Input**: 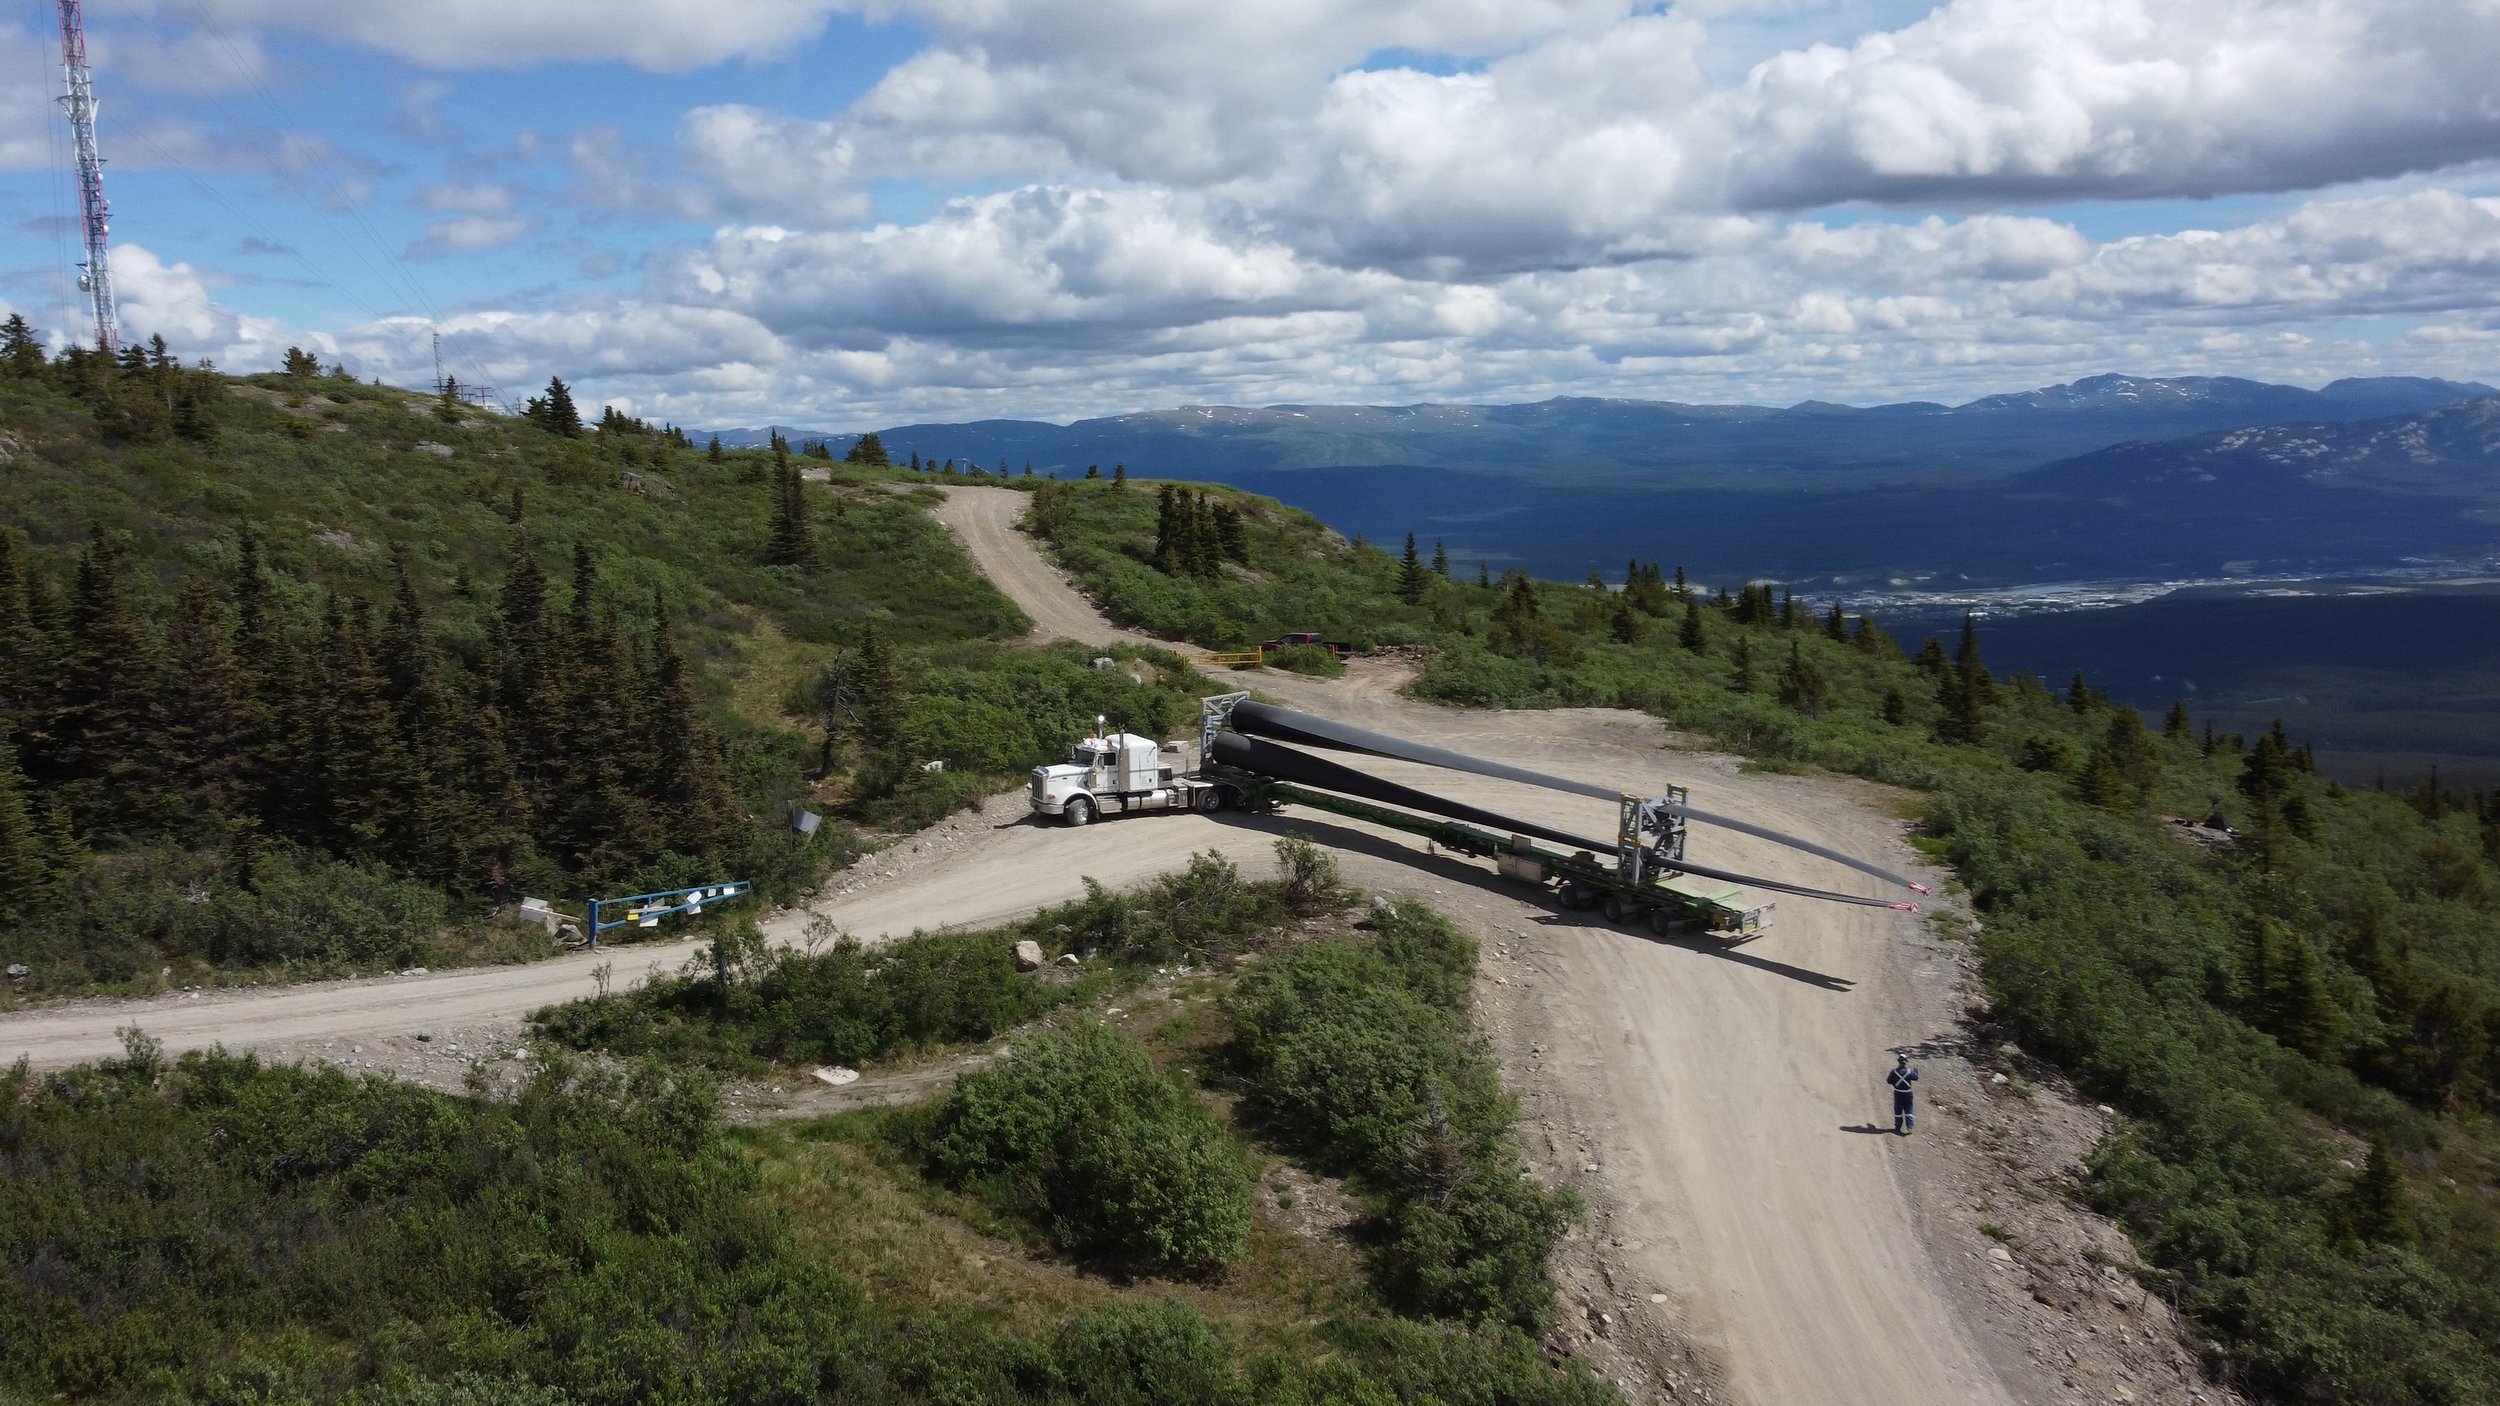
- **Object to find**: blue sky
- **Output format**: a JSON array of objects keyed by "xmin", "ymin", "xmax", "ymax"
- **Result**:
[{"xmin": 3, "ymin": 0, "xmax": 2496, "ymax": 429}]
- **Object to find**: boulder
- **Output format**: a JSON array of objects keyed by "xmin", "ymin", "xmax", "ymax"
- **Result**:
[
  {"xmin": 813, "ymin": 1066, "xmax": 860, "ymax": 1087},
  {"xmin": 1013, "ymin": 939, "xmax": 1045, "ymax": 971}
]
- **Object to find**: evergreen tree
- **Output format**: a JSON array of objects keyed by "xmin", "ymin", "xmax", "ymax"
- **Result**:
[
  {"xmin": 2243, "ymin": 916, "xmax": 2339, "ymax": 1057},
  {"xmin": 535, "ymin": 377, "xmax": 583, "ymax": 437},
  {"xmin": 2346, "ymin": 1140, "xmax": 2416, "ymax": 1246},
  {"xmin": 2078, "ymin": 709, "xmax": 2159, "ymax": 810},
  {"xmin": 1823, "ymin": 602, "xmax": 1847, "ymax": 641},
  {"xmin": 1608, "ymin": 592, "xmax": 1641, "ymax": 644},
  {"xmin": 0, "ymin": 531, "xmax": 55, "ymax": 753},
  {"xmin": 646, "ymin": 602, "xmax": 738, "ymax": 858},
  {"xmin": 765, "ymin": 441, "xmax": 816, "ymax": 566},
  {"xmin": 282, "ymin": 346, "xmax": 320, "ymax": 377},
  {"xmin": 1775, "ymin": 641, "xmax": 1831, "ymax": 717},
  {"xmin": 2066, "ymin": 672, "xmax": 2097, "ymax": 712},
  {"xmin": 162, "ymin": 579, "xmax": 250, "ymax": 817},
  {"xmin": 0, "ymin": 743, "xmax": 49, "ymax": 895},
  {"xmin": 1881, "ymin": 687, "xmax": 1908, "ymax": 726},
  {"xmin": 1731, "ymin": 636, "xmax": 1757, "ymax": 692},
  {"xmin": 380, "ymin": 545, "xmax": 431, "ymax": 715},
  {"xmin": 1, "ymin": 314, "xmax": 45, "ymax": 377},
  {"xmin": 1211, "ymin": 501, "xmax": 1249, "ymax": 564},
  {"xmin": 1477, "ymin": 563, "xmax": 1492, "ymax": 590},
  {"xmin": 1678, "ymin": 597, "xmax": 1708, "ymax": 654},
  {"xmin": 1673, "ymin": 564, "xmax": 1688, "ymax": 598},
  {"xmin": 1397, "ymin": 533, "xmax": 1428, "ymax": 604},
  {"xmin": 312, "ymin": 597, "xmax": 411, "ymax": 857},
  {"xmin": 844, "ymin": 431, "xmax": 891, "ymax": 466},
  {"xmin": 2163, "ymin": 699, "xmax": 2191, "ymax": 739},
  {"xmin": 1934, "ymin": 612, "xmax": 1991, "ymax": 744},
  {"xmin": 1112, "ymin": 463, "xmax": 1127, "ymax": 488},
  {"xmin": 1778, "ymin": 588, "xmax": 1796, "ymax": 628},
  {"xmin": 853, "ymin": 624, "xmax": 904, "ymax": 756},
  {"xmin": 52, "ymin": 530, "xmax": 161, "ymax": 821},
  {"xmin": 708, "ymin": 435, "xmax": 725, "ymax": 462}
]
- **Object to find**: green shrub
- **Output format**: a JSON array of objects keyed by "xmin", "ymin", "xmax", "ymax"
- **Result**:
[
  {"xmin": 535, "ymin": 921, "xmax": 1072, "ymax": 1072},
  {"xmin": 1265, "ymin": 643, "xmax": 1345, "ymax": 677},
  {"xmin": 924, "ymin": 1019, "xmax": 1253, "ymax": 1272},
  {"xmin": 1229, "ymin": 928, "xmax": 1574, "ymax": 1328}
]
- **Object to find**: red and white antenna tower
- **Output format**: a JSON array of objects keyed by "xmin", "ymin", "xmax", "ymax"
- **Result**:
[{"xmin": 56, "ymin": 0, "xmax": 119, "ymax": 355}]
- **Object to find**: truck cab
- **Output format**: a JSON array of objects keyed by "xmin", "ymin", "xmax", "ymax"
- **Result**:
[{"xmin": 1029, "ymin": 730, "xmax": 1173, "ymax": 823}]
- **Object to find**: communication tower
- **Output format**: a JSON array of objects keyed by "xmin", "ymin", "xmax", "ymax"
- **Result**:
[{"xmin": 56, "ymin": 0, "xmax": 118, "ymax": 355}]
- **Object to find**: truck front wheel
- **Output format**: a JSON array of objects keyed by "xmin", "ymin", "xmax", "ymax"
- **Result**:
[
  {"xmin": 1064, "ymin": 797, "xmax": 1096, "ymax": 827},
  {"xmin": 1195, "ymin": 787, "xmax": 1227, "ymax": 813}
]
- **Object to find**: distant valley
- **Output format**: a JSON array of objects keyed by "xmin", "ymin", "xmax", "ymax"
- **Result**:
[
  {"xmin": 714, "ymin": 373, "xmax": 2500, "ymax": 589},
  {"xmin": 711, "ymin": 372, "xmax": 2500, "ymax": 786}
]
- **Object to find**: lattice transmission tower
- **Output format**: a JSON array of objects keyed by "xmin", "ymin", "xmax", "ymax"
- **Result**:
[{"xmin": 56, "ymin": 0, "xmax": 118, "ymax": 355}]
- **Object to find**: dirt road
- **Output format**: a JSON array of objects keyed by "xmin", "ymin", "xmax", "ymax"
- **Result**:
[{"xmin": 0, "ymin": 485, "xmax": 2185, "ymax": 1405}]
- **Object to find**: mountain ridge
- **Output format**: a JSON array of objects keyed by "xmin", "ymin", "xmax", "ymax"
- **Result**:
[{"xmin": 703, "ymin": 373, "xmax": 2495, "ymax": 489}]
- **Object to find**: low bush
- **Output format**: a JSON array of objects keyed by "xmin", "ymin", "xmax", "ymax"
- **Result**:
[
  {"xmin": 0, "ymin": 1038, "xmax": 1618, "ymax": 1403},
  {"xmin": 535, "ymin": 919, "xmax": 1078, "ymax": 1072},
  {"xmin": 537, "ymin": 842, "xmax": 1339, "ymax": 1073},
  {"xmin": 1229, "ymin": 906, "xmax": 1577, "ymax": 1329},
  {"xmin": 1265, "ymin": 643, "xmax": 1345, "ymax": 677},
  {"xmin": 923, "ymin": 1019, "xmax": 1254, "ymax": 1272}
]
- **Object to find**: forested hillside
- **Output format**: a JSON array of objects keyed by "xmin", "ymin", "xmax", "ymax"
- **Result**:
[
  {"xmin": 0, "ymin": 335, "xmax": 1197, "ymax": 993},
  {"xmin": 1033, "ymin": 474, "xmax": 2500, "ymax": 1404}
]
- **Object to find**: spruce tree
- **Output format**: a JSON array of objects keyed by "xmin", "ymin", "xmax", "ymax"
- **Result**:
[
  {"xmin": 1609, "ymin": 593, "xmax": 1641, "ymax": 644},
  {"xmin": 380, "ymin": 545, "xmax": 431, "ymax": 716},
  {"xmin": 1397, "ymin": 533, "xmax": 1428, "ymax": 604},
  {"xmin": 1934, "ymin": 612, "xmax": 1991, "ymax": 744},
  {"xmin": 2347, "ymin": 1140, "xmax": 2416, "ymax": 1246},
  {"xmin": 2, "ymin": 314, "xmax": 46, "ymax": 377},
  {"xmin": 853, "ymin": 624, "xmax": 903, "ymax": 756},
  {"xmin": 1776, "ymin": 641, "xmax": 1829, "ymax": 717},
  {"xmin": 53, "ymin": 529, "xmax": 161, "ymax": 821},
  {"xmin": 765, "ymin": 441, "xmax": 816, "ymax": 566},
  {"xmin": 0, "ymin": 743, "xmax": 48, "ymax": 894},
  {"xmin": 1477, "ymin": 563, "xmax": 1492, "ymax": 590},
  {"xmin": 1732, "ymin": 636, "xmax": 1757, "ymax": 692},
  {"xmin": 1823, "ymin": 602, "xmax": 1847, "ymax": 641},
  {"xmin": 2163, "ymin": 699, "xmax": 2191, "ymax": 738},
  {"xmin": 312, "ymin": 597, "xmax": 411, "ymax": 856},
  {"xmin": 1881, "ymin": 687, "xmax": 1908, "ymax": 726},
  {"xmin": 539, "ymin": 377, "xmax": 583, "ymax": 436},
  {"xmin": 646, "ymin": 602, "xmax": 738, "ymax": 857},
  {"xmin": 1431, "ymin": 539, "xmax": 1450, "ymax": 579},
  {"xmin": 708, "ymin": 435, "xmax": 725, "ymax": 462},
  {"xmin": 1679, "ymin": 597, "xmax": 1708, "ymax": 654},
  {"xmin": 0, "ymin": 531, "xmax": 55, "ymax": 755},
  {"xmin": 163, "ymin": 578, "xmax": 251, "ymax": 817},
  {"xmin": 1112, "ymin": 463, "xmax": 1127, "ymax": 488}
]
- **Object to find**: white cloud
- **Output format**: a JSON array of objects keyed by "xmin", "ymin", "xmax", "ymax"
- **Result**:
[
  {"xmin": 418, "ymin": 183, "xmax": 514, "ymax": 214},
  {"xmin": 155, "ymin": 0, "xmax": 856, "ymax": 71},
  {"xmin": 406, "ymin": 214, "xmax": 538, "ymax": 257}
]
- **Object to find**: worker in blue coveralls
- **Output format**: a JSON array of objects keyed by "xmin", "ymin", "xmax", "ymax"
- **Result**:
[{"xmin": 1887, "ymin": 1053, "xmax": 1919, "ymax": 1135}]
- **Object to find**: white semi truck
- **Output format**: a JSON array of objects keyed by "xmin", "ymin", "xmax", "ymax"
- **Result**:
[{"xmin": 1027, "ymin": 718, "xmax": 1235, "ymax": 825}]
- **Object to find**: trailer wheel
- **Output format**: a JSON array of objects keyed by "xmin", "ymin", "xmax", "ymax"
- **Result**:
[
  {"xmin": 1648, "ymin": 908, "xmax": 1678, "ymax": 937},
  {"xmin": 1064, "ymin": 797, "xmax": 1095, "ymax": 827},
  {"xmin": 1195, "ymin": 787, "xmax": 1227, "ymax": 813},
  {"xmin": 1603, "ymin": 894, "xmax": 1633, "ymax": 925}
]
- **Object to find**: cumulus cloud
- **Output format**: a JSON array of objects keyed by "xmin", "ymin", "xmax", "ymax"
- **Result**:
[
  {"xmin": 153, "ymin": 0, "xmax": 854, "ymax": 71},
  {"xmin": 406, "ymin": 214, "xmax": 538, "ymax": 258}
]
